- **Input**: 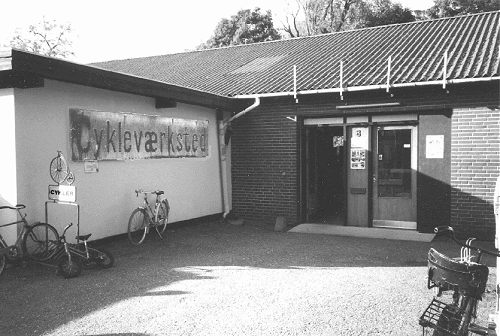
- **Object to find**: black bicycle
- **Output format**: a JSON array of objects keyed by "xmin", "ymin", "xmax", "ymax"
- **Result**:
[
  {"xmin": 51, "ymin": 223, "xmax": 114, "ymax": 278},
  {"xmin": 0, "ymin": 204, "xmax": 59, "ymax": 275},
  {"xmin": 419, "ymin": 226, "xmax": 498, "ymax": 336}
]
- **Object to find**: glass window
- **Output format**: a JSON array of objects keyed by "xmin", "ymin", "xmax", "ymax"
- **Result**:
[{"xmin": 377, "ymin": 128, "xmax": 412, "ymax": 198}]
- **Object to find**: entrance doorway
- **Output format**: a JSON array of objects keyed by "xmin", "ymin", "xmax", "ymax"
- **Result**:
[
  {"xmin": 305, "ymin": 126, "xmax": 345, "ymax": 224},
  {"xmin": 372, "ymin": 125, "xmax": 417, "ymax": 229}
]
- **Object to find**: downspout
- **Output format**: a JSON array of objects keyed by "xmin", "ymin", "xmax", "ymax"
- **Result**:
[
  {"xmin": 226, "ymin": 96, "xmax": 261, "ymax": 124},
  {"xmin": 219, "ymin": 97, "xmax": 261, "ymax": 218},
  {"xmin": 216, "ymin": 116, "xmax": 226, "ymax": 217}
]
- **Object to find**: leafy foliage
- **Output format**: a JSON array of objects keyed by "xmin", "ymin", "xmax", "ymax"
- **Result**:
[
  {"xmin": 364, "ymin": 0, "xmax": 415, "ymax": 27},
  {"xmin": 10, "ymin": 18, "xmax": 74, "ymax": 58},
  {"xmin": 428, "ymin": 0, "xmax": 499, "ymax": 18},
  {"xmin": 283, "ymin": 0, "xmax": 415, "ymax": 37},
  {"xmin": 200, "ymin": 8, "xmax": 281, "ymax": 49}
]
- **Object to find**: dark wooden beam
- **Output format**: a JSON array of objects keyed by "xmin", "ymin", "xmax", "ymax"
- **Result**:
[
  {"xmin": 0, "ymin": 70, "xmax": 44, "ymax": 89},
  {"xmin": 8, "ymin": 49, "xmax": 251, "ymax": 111}
]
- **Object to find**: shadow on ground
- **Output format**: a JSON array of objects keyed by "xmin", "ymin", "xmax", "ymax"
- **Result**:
[{"xmin": 0, "ymin": 219, "xmax": 496, "ymax": 336}]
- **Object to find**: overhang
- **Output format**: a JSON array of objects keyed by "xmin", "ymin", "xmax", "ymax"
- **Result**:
[{"xmin": 0, "ymin": 49, "xmax": 251, "ymax": 111}]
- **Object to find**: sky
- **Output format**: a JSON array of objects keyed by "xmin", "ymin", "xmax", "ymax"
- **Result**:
[{"xmin": 0, "ymin": 0, "xmax": 434, "ymax": 64}]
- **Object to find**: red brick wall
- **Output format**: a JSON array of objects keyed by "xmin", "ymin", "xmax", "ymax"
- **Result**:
[
  {"xmin": 451, "ymin": 107, "xmax": 500, "ymax": 239},
  {"xmin": 231, "ymin": 102, "xmax": 299, "ymax": 224},
  {"xmin": 230, "ymin": 84, "xmax": 500, "ymax": 236}
]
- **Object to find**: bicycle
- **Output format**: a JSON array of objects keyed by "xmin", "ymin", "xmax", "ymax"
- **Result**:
[
  {"xmin": 50, "ymin": 223, "xmax": 114, "ymax": 278},
  {"xmin": 49, "ymin": 150, "xmax": 74, "ymax": 185},
  {"xmin": 419, "ymin": 226, "xmax": 499, "ymax": 336},
  {"xmin": 0, "ymin": 204, "xmax": 60, "ymax": 275},
  {"xmin": 127, "ymin": 189, "xmax": 170, "ymax": 245},
  {"xmin": 71, "ymin": 229, "xmax": 114, "ymax": 270}
]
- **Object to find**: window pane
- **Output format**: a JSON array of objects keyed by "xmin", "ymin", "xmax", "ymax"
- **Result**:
[{"xmin": 377, "ymin": 129, "xmax": 412, "ymax": 198}]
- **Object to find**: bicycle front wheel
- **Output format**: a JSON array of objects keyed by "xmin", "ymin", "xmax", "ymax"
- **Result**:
[
  {"xmin": 22, "ymin": 223, "xmax": 60, "ymax": 261},
  {"xmin": 128, "ymin": 208, "xmax": 148, "ymax": 245},
  {"xmin": 58, "ymin": 255, "xmax": 82, "ymax": 278},
  {"xmin": 155, "ymin": 199, "xmax": 170, "ymax": 234},
  {"xmin": 89, "ymin": 247, "xmax": 114, "ymax": 268},
  {"xmin": 49, "ymin": 155, "xmax": 69, "ymax": 184}
]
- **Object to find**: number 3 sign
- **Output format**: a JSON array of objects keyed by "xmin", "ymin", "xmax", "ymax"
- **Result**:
[{"xmin": 351, "ymin": 127, "xmax": 368, "ymax": 149}]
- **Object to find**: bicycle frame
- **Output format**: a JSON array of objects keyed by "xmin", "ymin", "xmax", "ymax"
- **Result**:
[
  {"xmin": 49, "ymin": 223, "xmax": 81, "ymax": 264},
  {"xmin": 127, "ymin": 189, "xmax": 169, "ymax": 245},
  {"xmin": 0, "ymin": 206, "xmax": 31, "ymax": 258},
  {"xmin": 137, "ymin": 191, "xmax": 163, "ymax": 230}
]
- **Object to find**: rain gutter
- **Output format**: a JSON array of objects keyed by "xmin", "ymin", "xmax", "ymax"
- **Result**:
[{"xmin": 232, "ymin": 77, "xmax": 500, "ymax": 99}]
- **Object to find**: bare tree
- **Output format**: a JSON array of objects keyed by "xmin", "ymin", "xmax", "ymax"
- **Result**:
[{"xmin": 10, "ymin": 18, "xmax": 74, "ymax": 58}]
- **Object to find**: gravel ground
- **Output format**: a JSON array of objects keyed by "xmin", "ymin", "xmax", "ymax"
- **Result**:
[{"xmin": 0, "ymin": 220, "xmax": 497, "ymax": 336}]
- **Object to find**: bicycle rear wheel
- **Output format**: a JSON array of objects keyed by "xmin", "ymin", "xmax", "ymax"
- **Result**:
[
  {"xmin": 22, "ymin": 223, "xmax": 60, "ymax": 261},
  {"xmin": 155, "ymin": 199, "xmax": 170, "ymax": 234},
  {"xmin": 128, "ymin": 208, "xmax": 148, "ymax": 245},
  {"xmin": 0, "ymin": 255, "xmax": 5, "ymax": 276},
  {"xmin": 0, "ymin": 239, "xmax": 7, "ymax": 275}
]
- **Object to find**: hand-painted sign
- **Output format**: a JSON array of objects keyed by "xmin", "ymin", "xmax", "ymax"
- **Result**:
[{"xmin": 70, "ymin": 109, "xmax": 209, "ymax": 161}]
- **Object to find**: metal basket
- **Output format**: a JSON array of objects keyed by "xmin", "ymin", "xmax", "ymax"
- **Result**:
[{"xmin": 420, "ymin": 298, "xmax": 463, "ymax": 336}]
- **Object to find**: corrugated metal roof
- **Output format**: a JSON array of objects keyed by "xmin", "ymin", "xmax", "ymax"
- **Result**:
[{"xmin": 94, "ymin": 11, "xmax": 500, "ymax": 97}]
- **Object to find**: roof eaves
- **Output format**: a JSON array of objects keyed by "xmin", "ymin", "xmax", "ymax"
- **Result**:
[{"xmin": 6, "ymin": 49, "xmax": 246, "ymax": 110}]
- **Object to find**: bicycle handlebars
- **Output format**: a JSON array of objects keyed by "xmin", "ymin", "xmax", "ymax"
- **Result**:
[
  {"xmin": 434, "ymin": 226, "xmax": 500, "ymax": 257},
  {"xmin": 0, "ymin": 204, "xmax": 26, "ymax": 211},
  {"xmin": 61, "ymin": 223, "xmax": 73, "ymax": 237},
  {"xmin": 135, "ymin": 189, "xmax": 164, "ymax": 197}
]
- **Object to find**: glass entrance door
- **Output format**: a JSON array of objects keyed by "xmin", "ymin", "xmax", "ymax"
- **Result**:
[{"xmin": 372, "ymin": 126, "xmax": 417, "ymax": 229}]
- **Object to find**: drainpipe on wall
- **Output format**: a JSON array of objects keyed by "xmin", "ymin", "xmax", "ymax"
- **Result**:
[
  {"xmin": 219, "ymin": 97, "xmax": 261, "ymax": 218},
  {"xmin": 493, "ymin": 175, "xmax": 500, "ymax": 330},
  {"xmin": 226, "ymin": 97, "xmax": 261, "ymax": 124}
]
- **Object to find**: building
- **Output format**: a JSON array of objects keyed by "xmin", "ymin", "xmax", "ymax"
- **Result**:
[
  {"xmin": 1, "ymin": 11, "xmax": 499, "ymax": 240},
  {"xmin": 0, "ymin": 49, "xmax": 246, "ymax": 241}
]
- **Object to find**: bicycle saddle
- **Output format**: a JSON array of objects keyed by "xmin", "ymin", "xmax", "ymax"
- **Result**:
[
  {"xmin": 154, "ymin": 191, "xmax": 164, "ymax": 195},
  {"xmin": 76, "ymin": 234, "xmax": 92, "ymax": 241},
  {"xmin": 427, "ymin": 248, "xmax": 488, "ymax": 299}
]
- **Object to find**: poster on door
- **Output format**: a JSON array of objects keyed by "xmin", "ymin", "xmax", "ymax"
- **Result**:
[{"xmin": 350, "ymin": 148, "xmax": 366, "ymax": 169}]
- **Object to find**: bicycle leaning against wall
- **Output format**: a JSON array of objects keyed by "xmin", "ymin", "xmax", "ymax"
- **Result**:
[
  {"xmin": 0, "ymin": 204, "xmax": 59, "ymax": 275},
  {"xmin": 419, "ymin": 226, "xmax": 499, "ymax": 336},
  {"xmin": 127, "ymin": 190, "xmax": 170, "ymax": 245}
]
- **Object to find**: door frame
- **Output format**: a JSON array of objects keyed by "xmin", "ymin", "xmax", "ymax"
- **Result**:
[
  {"xmin": 371, "ymin": 124, "xmax": 418, "ymax": 229},
  {"xmin": 301, "ymin": 123, "xmax": 347, "ymax": 223}
]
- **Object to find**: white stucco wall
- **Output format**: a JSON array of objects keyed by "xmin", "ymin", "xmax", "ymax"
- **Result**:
[
  {"xmin": 0, "ymin": 89, "xmax": 18, "ymax": 243},
  {"xmin": 13, "ymin": 80, "xmax": 223, "ymax": 241}
]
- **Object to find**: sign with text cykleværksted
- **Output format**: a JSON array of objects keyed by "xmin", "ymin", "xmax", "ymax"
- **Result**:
[{"xmin": 70, "ymin": 109, "xmax": 209, "ymax": 161}]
